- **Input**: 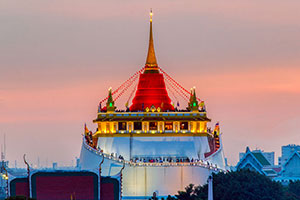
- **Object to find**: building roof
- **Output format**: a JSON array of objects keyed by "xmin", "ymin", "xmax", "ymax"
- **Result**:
[
  {"xmin": 284, "ymin": 151, "xmax": 300, "ymax": 166},
  {"xmin": 262, "ymin": 169, "xmax": 275, "ymax": 175},
  {"xmin": 272, "ymin": 167, "xmax": 282, "ymax": 173},
  {"xmin": 280, "ymin": 151, "xmax": 300, "ymax": 177},
  {"xmin": 252, "ymin": 152, "xmax": 271, "ymax": 166},
  {"xmin": 236, "ymin": 147, "xmax": 272, "ymax": 175}
]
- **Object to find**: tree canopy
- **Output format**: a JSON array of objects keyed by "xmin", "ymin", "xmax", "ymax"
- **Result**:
[{"xmin": 174, "ymin": 170, "xmax": 299, "ymax": 200}]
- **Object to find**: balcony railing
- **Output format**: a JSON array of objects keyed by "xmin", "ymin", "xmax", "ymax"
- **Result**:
[{"xmin": 83, "ymin": 137, "xmax": 223, "ymax": 172}]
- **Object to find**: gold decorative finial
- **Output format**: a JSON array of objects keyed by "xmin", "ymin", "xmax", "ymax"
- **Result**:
[
  {"xmin": 145, "ymin": 9, "xmax": 158, "ymax": 71},
  {"xmin": 150, "ymin": 9, "xmax": 153, "ymax": 22}
]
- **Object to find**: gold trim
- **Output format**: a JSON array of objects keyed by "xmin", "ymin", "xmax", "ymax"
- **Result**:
[{"xmin": 93, "ymin": 132, "xmax": 208, "ymax": 137}]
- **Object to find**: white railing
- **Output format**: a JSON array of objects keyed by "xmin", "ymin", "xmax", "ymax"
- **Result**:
[{"xmin": 83, "ymin": 138, "xmax": 223, "ymax": 172}]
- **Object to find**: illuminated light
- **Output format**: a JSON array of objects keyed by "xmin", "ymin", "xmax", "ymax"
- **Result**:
[
  {"xmin": 150, "ymin": 9, "xmax": 153, "ymax": 22},
  {"xmin": 151, "ymin": 130, "xmax": 155, "ymax": 134},
  {"xmin": 182, "ymin": 130, "xmax": 186, "ymax": 133},
  {"xmin": 136, "ymin": 131, "xmax": 141, "ymax": 134},
  {"xmin": 109, "ymin": 102, "xmax": 113, "ymax": 107},
  {"xmin": 193, "ymin": 102, "xmax": 196, "ymax": 107},
  {"xmin": 151, "ymin": 106, "xmax": 156, "ymax": 112}
]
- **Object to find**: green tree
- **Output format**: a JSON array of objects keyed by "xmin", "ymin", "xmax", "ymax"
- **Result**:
[
  {"xmin": 212, "ymin": 170, "xmax": 284, "ymax": 200},
  {"xmin": 285, "ymin": 180, "xmax": 300, "ymax": 200},
  {"xmin": 175, "ymin": 184, "xmax": 206, "ymax": 200},
  {"xmin": 175, "ymin": 184, "xmax": 195, "ymax": 200},
  {"xmin": 174, "ymin": 169, "xmax": 285, "ymax": 200},
  {"xmin": 166, "ymin": 195, "xmax": 176, "ymax": 200},
  {"xmin": 193, "ymin": 184, "xmax": 208, "ymax": 200}
]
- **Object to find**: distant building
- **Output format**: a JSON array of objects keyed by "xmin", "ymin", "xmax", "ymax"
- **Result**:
[
  {"xmin": 278, "ymin": 144, "xmax": 300, "ymax": 166},
  {"xmin": 237, "ymin": 147, "xmax": 271, "ymax": 174},
  {"xmin": 239, "ymin": 149, "xmax": 275, "ymax": 166},
  {"xmin": 236, "ymin": 147, "xmax": 280, "ymax": 178},
  {"xmin": 0, "ymin": 161, "xmax": 9, "ymax": 199},
  {"xmin": 52, "ymin": 162, "xmax": 58, "ymax": 169},
  {"xmin": 274, "ymin": 151, "xmax": 300, "ymax": 184},
  {"xmin": 9, "ymin": 170, "xmax": 120, "ymax": 199},
  {"xmin": 237, "ymin": 144, "xmax": 300, "ymax": 183}
]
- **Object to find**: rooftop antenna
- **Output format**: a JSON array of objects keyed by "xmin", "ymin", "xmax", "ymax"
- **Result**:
[
  {"xmin": 37, "ymin": 156, "xmax": 40, "ymax": 168},
  {"xmin": 4, "ymin": 133, "xmax": 6, "ymax": 160},
  {"xmin": 1, "ymin": 144, "xmax": 3, "ymax": 161},
  {"xmin": 0, "ymin": 133, "xmax": 5, "ymax": 161}
]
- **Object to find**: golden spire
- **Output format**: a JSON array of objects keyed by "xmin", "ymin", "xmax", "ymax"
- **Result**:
[{"xmin": 145, "ymin": 9, "xmax": 158, "ymax": 70}]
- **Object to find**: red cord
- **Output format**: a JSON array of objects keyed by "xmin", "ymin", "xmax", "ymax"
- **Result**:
[
  {"xmin": 99, "ymin": 67, "xmax": 144, "ymax": 104},
  {"xmin": 165, "ymin": 75, "xmax": 189, "ymax": 101},
  {"xmin": 159, "ymin": 67, "xmax": 202, "ymax": 102},
  {"xmin": 114, "ymin": 74, "xmax": 139, "ymax": 101}
]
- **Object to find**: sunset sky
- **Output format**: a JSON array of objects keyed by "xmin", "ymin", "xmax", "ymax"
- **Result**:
[{"xmin": 1, "ymin": 0, "xmax": 300, "ymax": 167}]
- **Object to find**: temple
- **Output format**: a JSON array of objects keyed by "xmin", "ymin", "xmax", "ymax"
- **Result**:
[{"xmin": 79, "ymin": 10, "xmax": 226, "ymax": 199}]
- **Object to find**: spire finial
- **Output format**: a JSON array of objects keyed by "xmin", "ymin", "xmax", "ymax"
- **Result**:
[
  {"xmin": 106, "ymin": 87, "xmax": 115, "ymax": 112},
  {"xmin": 150, "ymin": 8, "xmax": 153, "ymax": 22},
  {"xmin": 145, "ymin": 9, "xmax": 158, "ymax": 71},
  {"xmin": 189, "ymin": 87, "xmax": 199, "ymax": 112}
]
